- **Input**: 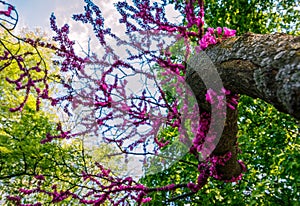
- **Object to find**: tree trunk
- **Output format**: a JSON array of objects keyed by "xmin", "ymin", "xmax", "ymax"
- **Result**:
[{"xmin": 186, "ymin": 33, "xmax": 300, "ymax": 180}]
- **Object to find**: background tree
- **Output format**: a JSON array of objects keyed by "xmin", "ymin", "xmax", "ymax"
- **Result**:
[
  {"xmin": 170, "ymin": 0, "xmax": 300, "ymax": 35},
  {"xmin": 0, "ymin": 28, "xmax": 127, "ymax": 205},
  {"xmin": 140, "ymin": 0, "xmax": 299, "ymax": 204},
  {"xmin": 0, "ymin": 28, "xmax": 82, "ymax": 204}
]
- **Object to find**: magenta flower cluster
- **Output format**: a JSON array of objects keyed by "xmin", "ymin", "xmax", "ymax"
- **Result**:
[
  {"xmin": 0, "ymin": 3, "xmax": 13, "ymax": 16},
  {"xmin": 197, "ymin": 27, "xmax": 237, "ymax": 51}
]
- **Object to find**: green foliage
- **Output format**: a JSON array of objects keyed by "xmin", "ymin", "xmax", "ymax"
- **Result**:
[
  {"xmin": 87, "ymin": 142, "xmax": 128, "ymax": 175},
  {"xmin": 140, "ymin": 153, "xmax": 199, "ymax": 205},
  {"xmin": 0, "ymin": 28, "xmax": 59, "ymax": 110},
  {"xmin": 143, "ymin": 126, "xmax": 192, "ymax": 174},
  {"xmin": 170, "ymin": 0, "xmax": 300, "ymax": 35},
  {"xmin": 204, "ymin": 0, "xmax": 299, "ymax": 35},
  {"xmin": 0, "ymin": 29, "xmax": 129, "ymax": 205},
  {"xmin": 140, "ymin": 96, "xmax": 300, "ymax": 205},
  {"xmin": 235, "ymin": 96, "xmax": 299, "ymax": 205},
  {"xmin": 0, "ymin": 29, "xmax": 80, "ymax": 204}
]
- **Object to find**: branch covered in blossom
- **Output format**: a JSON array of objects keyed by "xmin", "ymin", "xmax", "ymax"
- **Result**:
[{"xmin": 1, "ymin": 0, "xmax": 245, "ymax": 204}]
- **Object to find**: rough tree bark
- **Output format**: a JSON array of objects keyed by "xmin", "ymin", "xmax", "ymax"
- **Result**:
[{"xmin": 186, "ymin": 33, "xmax": 300, "ymax": 180}]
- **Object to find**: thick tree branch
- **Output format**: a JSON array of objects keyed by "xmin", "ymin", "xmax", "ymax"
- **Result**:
[
  {"xmin": 186, "ymin": 32, "xmax": 299, "ymax": 181},
  {"xmin": 187, "ymin": 32, "xmax": 300, "ymax": 120}
]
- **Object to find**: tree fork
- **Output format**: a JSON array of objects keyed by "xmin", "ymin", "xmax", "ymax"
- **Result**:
[{"xmin": 186, "ymin": 32, "xmax": 300, "ymax": 180}]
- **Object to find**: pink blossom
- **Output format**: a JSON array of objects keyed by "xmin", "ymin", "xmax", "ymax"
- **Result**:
[
  {"xmin": 34, "ymin": 175, "xmax": 45, "ymax": 180},
  {"xmin": 141, "ymin": 197, "xmax": 152, "ymax": 203},
  {"xmin": 166, "ymin": 183, "xmax": 175, "ymax": 190},
  {"xmin": 227, "ymin": 103, "xmax": 236, "ymax": 110},
  {"xmin": 198, "ymin": 31, "xmax": 218, "ymax": 50},
  {"xmin": 135, "ymin": 184, "xmax": 145, "ymax": 190},
  {"xmin": 0, "ymin": 5, "xmax": 13, "ymax": 16},
  {"xmin": 199, "ymin": 38, "xmax": 209, "ymax": 50},
  {"xmin": 217, "ymin": 27, "xmax": 222, "ymax": 35},
  {"xmin": 208, "ymin": 35, "xmax": 217, "ymax": 44},
  {"xmin": 205, "ymin": 88, "xmax": 217, "ymax": 104},
  {"xmin": 102, "ymin": 169, "xmax": 110, "ymax": 177},
  {"xmin": 100, "ymin": 83, "xmax": 108, "ymax": 91},
  {"xmin": 221, "ymin": 87, "xmax": 231, "ymax": 95},
  {"xmin": 207, "ymin": 27, "xmax": 214, "ymax": 34},
  {"xmin": 95, "ymin": 101, "xmax": 109, "ymax": 107},
  {"xmin": 223, "ymin": 27, "xmax": 236, "ymax": 38},
  {"xmin": 19, "ymin": 188, "xmax": 34, "ymax": 195},
  {"xmin": 187, "ymin": 182, "xmax": 199, "ymax": 192},
  {"xmin": 154, "ymin": 137, "xmax": 170, "ymax": 148}
]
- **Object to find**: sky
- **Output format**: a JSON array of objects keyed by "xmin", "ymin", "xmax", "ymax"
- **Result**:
[
  {"xmin": 7, "ymin": 0, "xmax": 124, "ymax": 28},
  {"xmin": 7, "ymin": 0, "xmax": 126, "ymax": 54},
  {"xmin": 6, "ymin": 0, "xmax": 181, "ymax": 58},
  {"xmin": 9, "ymin": 0, "xmax": 85, "ymax": 30}
]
